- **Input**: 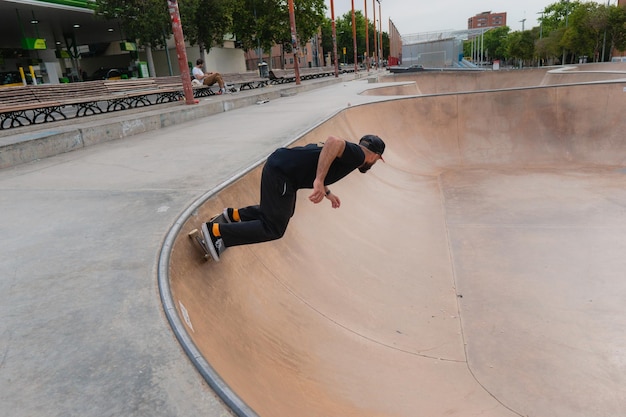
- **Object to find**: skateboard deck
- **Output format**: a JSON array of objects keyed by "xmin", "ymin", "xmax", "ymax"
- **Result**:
[{"xmin": 188, "ymin": 212, "xmax": 228, "ymax": 261}]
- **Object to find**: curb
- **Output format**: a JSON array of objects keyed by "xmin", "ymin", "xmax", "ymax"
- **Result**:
[{"xmin": 0, "ymin": 75, "xmax": 349, "ymax": 170}]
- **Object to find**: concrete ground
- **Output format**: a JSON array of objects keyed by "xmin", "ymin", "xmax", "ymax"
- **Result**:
[{"xmin": 0, "ymin": 72, "xmax": 386, "ymax": 417}]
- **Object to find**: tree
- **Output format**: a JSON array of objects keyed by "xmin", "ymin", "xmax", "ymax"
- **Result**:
[
  {"xmin": 483, "ymin": 26, "xmax": 511, "ymax": 61},
  {"xmin": 178, "ymin": 0, "xmax": 234, "ymax": 53},
  {"xmin": 319, "ymin": 16, "xmax": 333, "ymax": 59},
  {"xmin": 97, "ymin": 0, "xmax": 234, "ymax": 58},
  {"xmin": 605, "ymin": 3, "xmax": 626, "ymax": 60},
  {"xmin": 505, "ymin": 30, "xmax": 536, "ymax": 66},
  {"xmin": 231, "ymin": 0, "xmax": 282, "ymax": 54},
  {"xmin": 231, "ymin": 0, "xmax": 326, "ymax": 66},
  {"xmin": 536, "ymin": 28, "xmax": 565, "ymax": 64},
  {"xmin": 94, "ymin": 0, "xmax": 171, "ymax": 48},
  {"xmin": 95, "ymin": 0, "xmax": 173, "ymax": 77},
  {"xmin": 322, "ymin": 11, "xmax": 386, "ymax": 65},
  {"xmin": 274, "ymin": 0, "xmax": 326, "ymax": 59},
  {"xmin": 566, "ymin": 2, "xmax": 604, "ymax": 61}
]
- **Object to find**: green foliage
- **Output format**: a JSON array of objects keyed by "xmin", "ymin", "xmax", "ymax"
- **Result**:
[
  {"xmin": 96, "ymin": 0, "xmax": 325, "ymax": 57},
  {"xmin": 607, "ymin": 1, "xmax": 626, "ymax": 54},
  {"xmin": 320, "ymin": 11, "xmax": 387, "ymax": 64},
  {"xmin": 178, "ymin": 0, "xmax": 234, "ymax": 51},
  {"xmin": 462, "ymin": 1, "xmax": 626, "ymax": 66},
  {"xmin": 231, "ymin": 0, "xmax": 280, "ymax": 53},
  {"xmin": 94, "ymin": 0, "xmax": 626, "ymax": 66},
  {"xmin": 230, "ymin": 0, "xmax": 326, "ymax": 54},
  {"xmin": 505, "ymin": 30, "xmax": 536, "ymax": 61},
  {"xmin": 484, "ymin": 26, "xmax": 511, "ymax": 60},
  {"xmin": 536, "ymin": 28, "xmax": 565, "ymax": 61},
  {"xmin": 94, "ymin": 0, "xmax": 171, "ymax": 47},
  {"xmin": 539, "ymin": 1, "xmax": 583, "ymax": 34}
]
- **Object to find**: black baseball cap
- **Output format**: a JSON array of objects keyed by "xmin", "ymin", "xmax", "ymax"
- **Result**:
[{"xmin": 359, "ymin": 134, "xmax": 386, "ymax": 161}]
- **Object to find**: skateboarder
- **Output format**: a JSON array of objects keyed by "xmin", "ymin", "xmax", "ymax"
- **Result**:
[{"xmin": 201, "ymin": 134, "xmax": 386, "ymax": 261}]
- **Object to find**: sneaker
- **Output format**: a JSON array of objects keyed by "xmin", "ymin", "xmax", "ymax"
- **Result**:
[
  {"xmin": 223, "ymin": 208, "xmax": 239, "ymax": 223},
  {"xmin": 201, "ymin": 222, "xmax": 225, "ymax": 261}
]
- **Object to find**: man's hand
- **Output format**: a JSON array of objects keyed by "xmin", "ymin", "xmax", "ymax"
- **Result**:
[
  {"xmin": 308, "ymin": 181, "xmax": 341, "ymax": 208},
  {"xmin": 308, "ymin": 178, "xmax": 326, "ymax": 204},
  {"xmin": 308, "ymin": 136, "xmax": 346, "ymax": 205},
  {"xmin": 326, "ymin": 192, "xmax": 341, "ymax": 208}
]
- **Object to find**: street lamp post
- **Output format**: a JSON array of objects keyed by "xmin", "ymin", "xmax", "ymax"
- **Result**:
[
  {"xmin": 351, "ymin": 0, "xmax": 358, "ymax": 73},
  {"xmin": 377, "ymin": 0, "xmax": 382, "ymax": 67},
  {"xmin": 538, "ymin": 11, "xmax": 545, "ymax": 66},
  {"xmin": 601, "ymin": 0, "xmax": 610, "ymax": 62},
  {"xmin": 330, "ymin": 0, "xmax": 339, "ymax": 77},
  {"xmin": 166, "ymin": 0, "xmax": 195, "ymax": 105},
  {"xmin": 372, "ymin": 0, "xmax": 377, "ymax": 68},
  {"xmin": 364, "ymin": 0, "xmax": 370, "ymax": 71},
  {"xmin": 562, "ymin": 0, "xmax": 570, "ymax": 65},
  {"xmin": 287, "ymin": 0, "xmax": 301, "ymax": 84}
]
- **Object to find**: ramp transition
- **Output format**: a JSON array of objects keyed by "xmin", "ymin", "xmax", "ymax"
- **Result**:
[{"xmin": 161, "ymin": 79, "xmax": 626, "ymax": 417}]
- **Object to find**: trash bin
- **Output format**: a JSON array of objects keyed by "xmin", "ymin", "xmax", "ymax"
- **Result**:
[{"xmin": 258, "ymin": 62, "xmax": 269, "ymax": 78}]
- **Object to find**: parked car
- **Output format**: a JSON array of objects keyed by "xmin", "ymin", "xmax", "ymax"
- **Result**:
[
  {"xmin": 0, "ymin": 71, "xmax": 22, "ymax": 86},
  {"xmin": 86, "ymin": 67, "xmax": 131, "ymax": 81}
]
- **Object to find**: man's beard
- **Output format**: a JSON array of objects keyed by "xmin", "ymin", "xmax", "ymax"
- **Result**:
[{"xmin": 359, "ymin": 161, "xmax": 374, "ymax": 173}]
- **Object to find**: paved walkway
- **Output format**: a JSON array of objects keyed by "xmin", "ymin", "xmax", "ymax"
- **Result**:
[{"xmin": 0, "ymin": 73, "xmax": 389, "ymax": 417}]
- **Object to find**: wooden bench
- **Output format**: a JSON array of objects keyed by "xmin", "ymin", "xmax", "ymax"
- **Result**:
[
  {"xmin": 155, "ymin": 75, "xmax": 219, "ymax": 98},
  {"xmin": 0, "ymin": 78, "xmax": 186, "ymax": 130},
  {"xmin": 269, "ymin": 67, "xmax": 338, "ymax": 84},
  {"xmin": 299, "ymin": 67, "xmax": 335, "ymax": 80},
  {"xmin": 0, "ymin": 85, "xmax": 67, "ymax": 129},
  {"xmin": 223, "ymin": 72, "xmax": 268, "ymax": 90},
  {"xmin": 28, "ymin": 81, "xmax": 113, "ymax": 116},
  {"xmin": 321, "ymin": 66, "xmax": 338, "ymax": 76},
  {"xmin": 269, "ymin": 69, "xmax": 296, "ymax": 85},
  {"xmin": 104, "ymin": 79, "xmax": 184, "ymax": 107}
]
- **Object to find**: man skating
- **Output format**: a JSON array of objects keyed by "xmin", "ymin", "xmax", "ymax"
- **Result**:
[{"xmin": 201, "ymin": 134, "xmax": 386, "ymax": 261}]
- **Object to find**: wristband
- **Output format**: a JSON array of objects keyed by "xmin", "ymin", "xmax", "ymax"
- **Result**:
[{"xmin": 325, "ymin": 189, "xmax": 331, "ymax": 196}]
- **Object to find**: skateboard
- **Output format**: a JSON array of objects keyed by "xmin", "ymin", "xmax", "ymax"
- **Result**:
[{"xmin": 188, "ymin": 212, "xmax": 228, "ymax": 261}]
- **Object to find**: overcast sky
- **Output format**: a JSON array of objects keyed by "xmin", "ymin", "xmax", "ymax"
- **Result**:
[{"xmin": 326, "ymin": 0, "xmax": 611, "ymax": 35}]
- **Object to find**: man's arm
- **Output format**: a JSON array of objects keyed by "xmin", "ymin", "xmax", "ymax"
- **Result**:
[
  {"xmin": 308, "ymin": 136, "xmax": 345, "ymax": 204},
  {"xmin": 192, "ymin": 68, "xmax": 205, "ymax": 80}
]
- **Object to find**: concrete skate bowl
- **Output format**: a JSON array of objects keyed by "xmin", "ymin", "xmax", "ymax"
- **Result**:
[
  {"xmin": 365, "ymin": 62, "xmax": 626, "ymax": 96},
  {"xmin": 159, "ymin": 80, "xmax": 626, "ymax": 417}
]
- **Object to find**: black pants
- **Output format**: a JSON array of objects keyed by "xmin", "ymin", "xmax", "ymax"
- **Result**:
[{"xmin": 219, "ymin": 164, "xmax": 297, "ymax": 247}]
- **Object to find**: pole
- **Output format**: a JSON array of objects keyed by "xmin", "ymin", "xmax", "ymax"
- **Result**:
[
  {"xmin": 330, "ymin": 0, "xmax": 339, "ymax": 77},
  {"xmin": 351, "ymin": 0, "xmax": 358, "ymax": 73},
  {"xmin": 364, "ymin": 0, "xmax": 370, "ymax": 71},
  {"xmin": 287, "ymin": 0, "xmax": 301, "ymax": 84},
  {"xmin": 372, "ymin": 0, "xmax": 377, "ymax": 68},
  {"xmin": 376, "ymin": 0, "xmax": 384, "ymax": 62},
  {"xmin": 481, "ymin": 28, "xmax": 484, "ymax": 66},
  {"xmin": 166, "ymin": 0, "xmax": 196, "ymax": 104},
  {"xmin": 562, "ymin": 0, "xmax": 569, "ymax": 65},
  {"xmin": 601, "ymin": 0, "xmax": 610, "ymax": 62}
]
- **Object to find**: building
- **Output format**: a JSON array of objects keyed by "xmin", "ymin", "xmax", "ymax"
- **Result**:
[
  {"xmin": 244, "ymin": 30, "xmax": 324, "ymax": 71},
  {"xmin": 467, "ymin": 11, "xmax": 507, "ymax": 29},
  {"xmin": 0, "ymin": 0, "xmax": 266, "ymax": 86},
  {"xmin": 0, "ymin": 0, "xmax": 329, "ymax": 86}
]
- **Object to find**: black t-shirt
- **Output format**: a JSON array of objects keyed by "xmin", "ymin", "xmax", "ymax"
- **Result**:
[{"xmin": 266, "ymin": 141, "xmax": 365, "ymax": 189}]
